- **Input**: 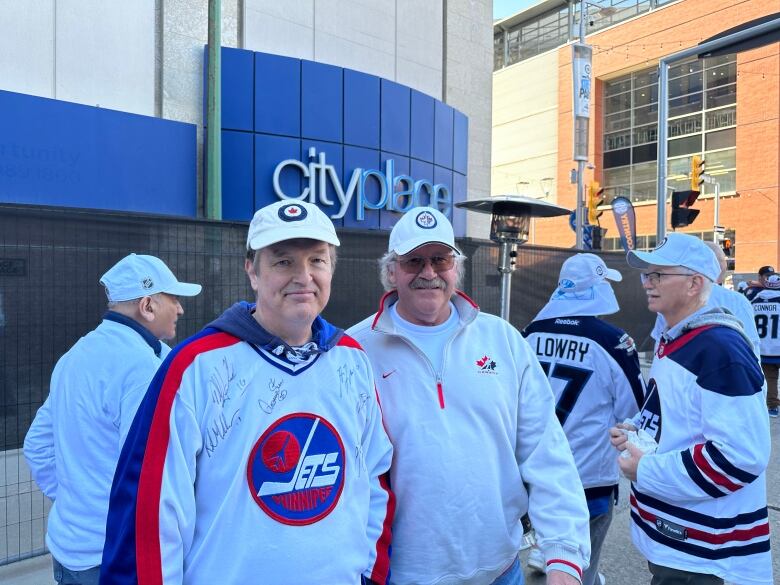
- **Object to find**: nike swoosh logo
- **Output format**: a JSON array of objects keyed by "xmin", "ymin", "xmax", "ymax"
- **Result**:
[{"xmin": 382, "ymin": 370, "xmax": 396, "ymax": 379}]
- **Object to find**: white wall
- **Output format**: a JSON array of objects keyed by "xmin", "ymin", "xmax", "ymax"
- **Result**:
[
  {"xmin": 243, "ymin": 0, "xmax": 443, "ymax": 100},
  {"xmin": 492, "ymin": 50, "xmax": 559, "ymax": 202},
  {"xmin": 0, "ymin": 0, "xmax": 156, "ymax": 116}
]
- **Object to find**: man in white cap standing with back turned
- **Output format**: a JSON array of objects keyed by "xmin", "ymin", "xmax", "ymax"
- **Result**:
[
  {"xmin": 100, "ymin": 200, "xmax": 394, "ymax": 585},
  {"xmin": 349, "ymin": 206, "xmax": 589, "ymax": 585},
  {"xmin": 24, "ymin": 253, "xmax": 201, "ymax": 585},
  {"xmin": 609, "ymin": 233, "xmax": 772, "ymax": 585},
  {"xmin": 523, "ymin": 253, "xmax": 645, "ymax": 585}
]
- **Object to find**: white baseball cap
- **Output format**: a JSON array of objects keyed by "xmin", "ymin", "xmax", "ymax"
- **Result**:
[
  {"xmin": 388, "ymin": 207, "xmax": 461, "ymax": 255},
  {"xmin": 100, "ymin": 254, "xmax": 202, "ymax": 302},
  {"xmin": 627, "ymin": 233, "xmax": 720, "ymax": 282},
  {"xmin": 557, "ymin": 253, "xmax": 622, "ymax": 293},
  {"xmin": 247, "ymin": 200, "xmax": 340, "ymax": 250}
]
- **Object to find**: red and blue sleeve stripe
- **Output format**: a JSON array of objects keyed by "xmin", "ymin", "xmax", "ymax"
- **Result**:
[{"xmin": 100, "ymin": 329, "xmax": 240, "ymax": 585}]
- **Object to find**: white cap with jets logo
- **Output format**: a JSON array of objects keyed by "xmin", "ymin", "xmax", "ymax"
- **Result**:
[
  {"xmin": 100, "ymin": 254, "xmax": 202, "ymax": 302},
  {"xmin": 247, "ymin": 200, "xmax": 340, "ymax": 251},
  {"xmin": 388, "ymin": 206, "xmax": 461, "ymax": 256},
  {"xmin": 627, "ymin": 232, "xmax": 720, "ymax": 282}
]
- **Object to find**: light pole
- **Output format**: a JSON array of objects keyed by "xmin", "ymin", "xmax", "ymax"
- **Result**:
[
  {"xmin": 571, "ymin": 1, "xmax": 593, "ymax": 250},
  {"xmin": 455, "ymin": 195, "xmax": 571, "ymax": 321}
]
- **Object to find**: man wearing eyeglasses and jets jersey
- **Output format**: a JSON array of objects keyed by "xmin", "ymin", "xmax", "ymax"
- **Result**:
[
  {"xmin": 522, "ymin": 253, "xmax": 645, "ymax": 585},
  {"xmin": 610, "ymin": 233, "xmax": 771, "ymax": 585},
  {"xmin": 349, "ymin": 207, "xmax": 589, "ymax": 585}
]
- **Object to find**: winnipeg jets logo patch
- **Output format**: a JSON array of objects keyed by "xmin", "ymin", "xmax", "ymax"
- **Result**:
[
  {"xmin": 415, "ymin": 210, "xmax": 437, "ymax": 229},
  {"xmin": 247, "ymin": 413, "xmax": 345, "ymax": 525}
]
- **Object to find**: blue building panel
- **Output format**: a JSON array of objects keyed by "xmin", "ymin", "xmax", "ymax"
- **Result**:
[
  {"xmin": 410, "ymin": 91, "xmax": 434, "ymax": 164},
  {"xmin": 380, "ymin": 80, "xmax": 410, "ymax": 157},
  {"xmin": 409, "ymin": 158, "xmax": 434, "ymax": 209},
  {"xmin": 221, "ymin": 130, "xmax": 253, "ymax": 220},
  {"xmin": 254, "ymin": 133, "xmax": 300, "ymax": 211},
  {"xmin": 453, "ymin": 110, "xmax": 468, "ymax": 175},
  {"xmin": 379, "ymin": 152, "xmax": 410, "ymax": 230},
  {"xmin": 451, "ymin": 172, "xmax": 467, "ymax": 237},
  {"xmin": 433, "ymin": 166, "xmax": 454, "ymax": 219},
  {"xmin": 0, "ymin": 90, "xmax": 196, "ymax": 217},
  {"xmin": 343, "ymin": 146, "xmax": 381, "ymax": 230},
  {"xmin": 344, "ymin": 70, "xmax": 380, "ymax": 149},
  {"xmin": 434, "ymin": 101, "xmax": 454, "ymax": 169},
  {"xmin": 302, "ymin": 61, "xmax": 343, "ymax": 143},
  {"xmin": 255, "ymin": 52, "xmax": 300, "ymax": 137},
  {"xmin": 301, "ymin": 140, "xmax": 344, "ymax": 228},
  {"xmin": 205, "ymin": 46, "xmax": 253, "ymax": 132}
]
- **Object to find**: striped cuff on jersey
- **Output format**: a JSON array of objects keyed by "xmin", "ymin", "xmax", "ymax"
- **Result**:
[
  {"xmin": 682, "ymin": 442, "xmax": 758, "ymax": 498},
  {"xmin": 630, "ymin": 487, "xmax": 770, "ymax": 560}
]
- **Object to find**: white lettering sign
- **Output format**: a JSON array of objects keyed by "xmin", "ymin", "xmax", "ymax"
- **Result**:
[{"xmin": 273, "ymin": 147, "xmax": 452, "ymax": 220}]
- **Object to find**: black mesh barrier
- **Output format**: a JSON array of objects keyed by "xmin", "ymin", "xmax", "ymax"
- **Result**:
[
  {"xmin": 0, "ymin": 204, "xmax": 656, "ymax": 563},
  {"xmin": 0, "ymin": 205, "xmax": 658, "ymax": 452}
]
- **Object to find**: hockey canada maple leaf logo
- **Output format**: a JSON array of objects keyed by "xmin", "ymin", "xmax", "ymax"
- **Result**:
[{"xmin": 476, "ymin": 355, "xmax": 497, "ymax": 373}]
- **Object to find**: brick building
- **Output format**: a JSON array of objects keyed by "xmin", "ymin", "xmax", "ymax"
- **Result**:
[{"xmin": 493, "ymin": 0, "xmax": 779, "ymax": 272}]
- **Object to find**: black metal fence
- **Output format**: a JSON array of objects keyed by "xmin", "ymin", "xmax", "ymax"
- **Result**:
[{"xmin": 0, "ymin": 204, "xmax": 655, "ymax": 564}]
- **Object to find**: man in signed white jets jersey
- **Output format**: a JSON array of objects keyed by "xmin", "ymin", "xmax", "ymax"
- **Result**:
[{"xmin": 523, "ymin": 254, "xmax": 645, "ymax": 585}]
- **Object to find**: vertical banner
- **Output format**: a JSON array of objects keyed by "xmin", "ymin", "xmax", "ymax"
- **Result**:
[
  {"xmin": 572, "ymin": 43, "xmax": 592, "ymax": 118},
  {"xmin": 611, "ymin": 196, "xmax": 637, "ymax": 252}
]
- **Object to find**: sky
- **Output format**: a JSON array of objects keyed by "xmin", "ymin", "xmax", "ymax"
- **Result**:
[{"xmin": 493, "ymin": 0, "xmax": 540, "ymax": 21}]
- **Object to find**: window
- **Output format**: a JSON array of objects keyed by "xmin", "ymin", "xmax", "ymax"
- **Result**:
[
  {"xmin": 602, "ymin": 54, "xmax": 736, "ymax": 204},
  {"xmin": 603, "ymin": 230, "xmax": 735, "ymax": 254}
]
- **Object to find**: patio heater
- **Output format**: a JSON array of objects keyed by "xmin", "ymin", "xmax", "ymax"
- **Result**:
[{"xmin": 455, "ymin": 195, "xmax": 571, "ymax": 321}]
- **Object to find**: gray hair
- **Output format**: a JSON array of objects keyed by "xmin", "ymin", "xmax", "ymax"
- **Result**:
[{"xmin": 378, "ymin": 250, "xmax": 466, "ymax": 292}]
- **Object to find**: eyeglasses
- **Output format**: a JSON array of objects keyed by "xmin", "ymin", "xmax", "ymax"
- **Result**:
[
  {"xmin": 397, "ymin": 254, "xmax": 455, "ymax": 274},
  {"xmin": 640, "ymin": 271, "xmax": 695, "ymax": 285}
]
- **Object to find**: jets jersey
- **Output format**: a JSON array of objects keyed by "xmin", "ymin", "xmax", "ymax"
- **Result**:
[
  {"xmin": 523, "ymin": 317, "xmax": 645, "ymax": 492},
  {"xmin": 100, "ymin": 303, "xmax": 394, "ymax": 585},
  {"xmin": 632, "ymin": 319, "xmax": 771, "ymax": 584},
  {"xmin": 748, "ymin": 287, "xmax": 780, "ymax": 360}
]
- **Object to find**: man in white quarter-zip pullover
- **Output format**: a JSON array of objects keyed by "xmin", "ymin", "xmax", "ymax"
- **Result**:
[
  {"xmin": 24, "ymin": 253, "xmax": 202, "ymax": 585},
  {"xmin": 348, "ymin": 207, "xmax": 590, "ymax": 585}
]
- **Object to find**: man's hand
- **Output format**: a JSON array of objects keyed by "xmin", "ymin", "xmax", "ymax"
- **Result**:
[
  {"xmin": 547, "ymin": 569, "xmax": 581, "ymax": 585},
  {"xmin": 617, "ymin": 442, "xmax": 644, "ymax": 481},
  {"xmin": 608, "ymin": 422, "xmax": 635, "ymax": 452}
]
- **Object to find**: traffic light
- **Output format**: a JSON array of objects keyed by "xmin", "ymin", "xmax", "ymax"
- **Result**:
[
  {"xmin": 587, "ymin": 181, "xmax": 605, "ymax": 225},
  {"xmin": 591, "ymin": 226, "xmax": 605, "ymax": 250},
  {"xmin": 691, "ymin": 155, "xmax": 705, "ymax": 192},
  {"xmin": 670, "ymin": 189, "xmax": 700, "ymax": 228},
  {"xmin": 722, "ymin": 237, "xmax": 735, "ymax": 270}
]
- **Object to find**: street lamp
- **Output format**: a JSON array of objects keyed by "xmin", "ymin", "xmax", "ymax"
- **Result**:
[{"xmin": 456, "ymin": 195, "xmax": 571, "ymax": 322}]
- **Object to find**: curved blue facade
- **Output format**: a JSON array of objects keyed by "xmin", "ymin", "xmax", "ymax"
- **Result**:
[{"xmin": 212, "ymin": 47, "xmax": 468, "ymax": 236}]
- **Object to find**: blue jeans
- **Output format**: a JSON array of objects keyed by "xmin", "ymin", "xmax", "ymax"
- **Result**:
[
  {"xmin": 52, "ymin": 558, "xmax": 101, "ymax": 585},
  {"xmin": 492, "ymin": 556, "xmax": 524, "ymax": 585}
]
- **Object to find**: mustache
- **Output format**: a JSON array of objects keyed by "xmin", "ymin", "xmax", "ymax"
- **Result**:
[{"xmin": 410, "ymin": 276, "xmax": 447, "ymax": 289}]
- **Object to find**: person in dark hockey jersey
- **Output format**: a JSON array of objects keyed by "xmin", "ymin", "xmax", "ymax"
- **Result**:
[
  {"xmin": 99, "ymin": 200, "xmax": 394, "ymax": 585},
  {"xmin": 610, "ymin": 233, "xmax": 772, "ymax": 585},
  {"xmin": 523, "ymin": 253, "xmax": 645, "ymax": 585}
]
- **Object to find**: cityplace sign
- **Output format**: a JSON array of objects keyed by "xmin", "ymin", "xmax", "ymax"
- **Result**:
[{"xmin": 273, "ymin": 147, "xmax": 452, "ymax": 220}]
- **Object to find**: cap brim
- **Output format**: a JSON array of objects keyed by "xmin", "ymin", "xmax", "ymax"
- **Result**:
[
  {"xmin": 248, "ymin": 228, "xmax": 341, "ymax": 250},
  {"xmin": 395, "ymin": 237, "xmax": 462, "ymax": 256},
  {"xmin": 626, "ymin": 249, "xmax": 679, "ymax": 270},
  {"xmin": 604, "ymin": 267, "xmax": 622, "ymax": 282},
  {"xmin": 163, "ymin": 282, "xmax": 202, "ymax": 297}
]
